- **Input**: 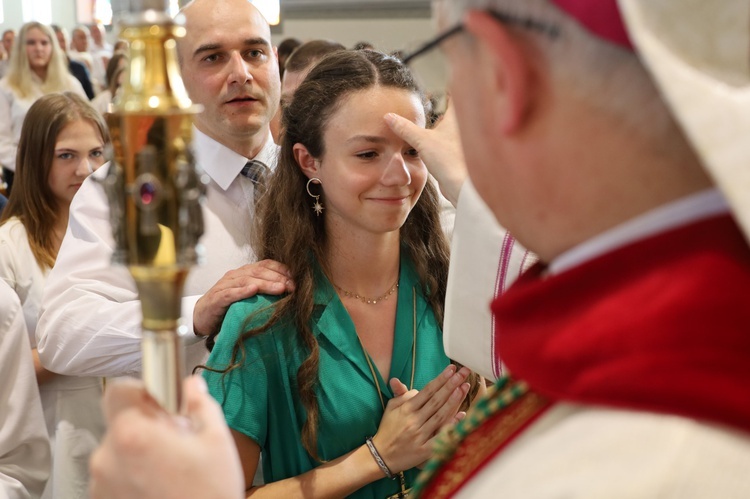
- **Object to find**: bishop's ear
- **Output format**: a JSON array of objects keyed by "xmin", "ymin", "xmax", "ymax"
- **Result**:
[
  {"xmin": 293, "ymin": 143, "xmax": 320, "ymax": 179},
  {"xmin": 464, "ymin": 10, "xmax": 534, "ymax": 135}
]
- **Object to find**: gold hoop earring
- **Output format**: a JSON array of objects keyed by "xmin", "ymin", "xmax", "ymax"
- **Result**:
[{"xmin": 306, "ymin": 178, "xmax": 324, "ymax": 216}]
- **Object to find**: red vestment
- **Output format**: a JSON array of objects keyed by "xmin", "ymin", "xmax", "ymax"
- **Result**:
[{"xmin": 419, "ymin": 214, "xmax": 750, "ymax": 497}]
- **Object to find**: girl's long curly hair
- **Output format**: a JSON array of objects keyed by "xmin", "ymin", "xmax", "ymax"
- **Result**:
[{"xmin": 206, "ymin": 50, "xmax": 476, "ymax": 461}]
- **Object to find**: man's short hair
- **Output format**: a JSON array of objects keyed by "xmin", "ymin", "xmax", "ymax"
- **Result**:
[
  {"xmin": 278, "ymin": 38, "xmax": 303, "ymax": 60},
  {"xmin": 285, "ymin": 39, "xmax": 346, "ymax": 74},
  {"xmin": 439, "ymin": 0, "xmax": 677, "ymax": 146}
]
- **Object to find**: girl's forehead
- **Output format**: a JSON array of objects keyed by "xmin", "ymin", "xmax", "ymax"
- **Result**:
[{"xmin": 330, "ymin": 87, "xmax": 424, "ymax": 121}]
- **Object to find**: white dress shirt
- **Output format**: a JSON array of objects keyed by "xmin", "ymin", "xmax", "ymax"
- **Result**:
[
  {"xmin": 89, "ymin": 48, "xmax": 110, "ymax": 90},
  {"xmin": 36, "ymin": 128, "xmax": 279, "ymax": 378},
  {"xmin": 0, "ymin": 74, "xmax": 86, "ymax": 171},
  {"xmin": 68, "ymin": 50, "xmax": 106, "ymax": 91},
  {"xmin": 0, "ymin": 281, "xmax": 50, "ymax": 499}
]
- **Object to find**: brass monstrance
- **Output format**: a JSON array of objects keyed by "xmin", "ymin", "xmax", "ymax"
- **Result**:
[{"xmin": 105, "ymin": 0, "xmax": 205, "ymax": 413}]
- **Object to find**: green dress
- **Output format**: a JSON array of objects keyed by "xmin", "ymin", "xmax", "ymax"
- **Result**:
[{"xmin": 204, "ymin": 256, "xmax": 450, "ymax": 498}]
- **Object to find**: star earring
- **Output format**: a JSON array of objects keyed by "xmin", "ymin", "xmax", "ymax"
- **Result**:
[{"xmin": 306, "ymin": 178, "xmax": 324, "ymax": 216}]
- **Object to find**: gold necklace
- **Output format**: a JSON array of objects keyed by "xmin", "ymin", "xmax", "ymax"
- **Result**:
[
  {"xmin": 335, "ymin": 280, "xmax": 399, "ymax": 305},
  {"xmin": 353, "ymin": 290, "xmax": 417, "ymax": 499}
]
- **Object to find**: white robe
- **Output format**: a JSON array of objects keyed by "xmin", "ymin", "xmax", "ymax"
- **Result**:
[
  {"xmin": 0, "ymin": 281, "xmax": 50, "ymax": 499},
  {"xmin": 457, "ymin": 404, "xmax": 750, "ymax": 499},
  {"xmin": 456, "ymin": 191, "xmax": 750, "ymax": 498},
  {"xmin": 443, "ymin": 179, "xmax": 536, "ymax": 380},
  {"xmin": 0, "ymin": 218, "xmax": 105, "ymax": 499}
]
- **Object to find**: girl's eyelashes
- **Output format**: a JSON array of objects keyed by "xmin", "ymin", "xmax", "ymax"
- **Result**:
[{"xmin": 356, "ymin": 151, "xmax": 378, "ymax": 160}]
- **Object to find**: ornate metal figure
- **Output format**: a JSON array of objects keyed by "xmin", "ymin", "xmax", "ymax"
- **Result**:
[{"xmin": 105, "ymin": 0, "xmax": 205, "ymax": 413}]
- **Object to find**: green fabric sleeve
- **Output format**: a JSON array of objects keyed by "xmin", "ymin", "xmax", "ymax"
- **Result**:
[{"xmin": 203, "ymin": 295, "xmax": 280, "ymax": 447}]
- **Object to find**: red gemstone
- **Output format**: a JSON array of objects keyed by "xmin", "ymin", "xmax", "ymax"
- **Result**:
[{"xmin": 140, "ymin": 183, "xmax": 156, "ymax": 205}]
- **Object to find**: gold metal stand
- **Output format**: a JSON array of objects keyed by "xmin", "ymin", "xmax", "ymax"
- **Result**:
[{"xmin": 105, "ymin": 0, "xmax": 204, "ymax": 413}]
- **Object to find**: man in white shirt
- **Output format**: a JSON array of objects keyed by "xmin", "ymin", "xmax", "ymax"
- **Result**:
[
  {"xmin": 88, "ymin": 22, "xmax": 113, "ymax": 59},
  {"xmin": 37, "ymin": 0, "xmax": 291, "ymax": 379},
  {"xmin": 0, "ymin": 281, "xmax": 50, "ymax": 499},
  {"xmin": 68, "ymin": 27, "xmax": 98, "ymax": 84}
]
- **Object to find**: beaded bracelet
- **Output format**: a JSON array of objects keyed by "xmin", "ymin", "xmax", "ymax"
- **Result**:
[{"xmin": 365, "ymin": 437, "xmax": 395, "ymax": 479}]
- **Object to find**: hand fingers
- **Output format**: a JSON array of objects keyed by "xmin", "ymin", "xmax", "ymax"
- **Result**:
[
  {"xmin": 183, "ymin": 376, "xmax": 246, "ymax": 491},
  {"xmin": 92, "ymin": 393, "xmax": 165, "ymax": 499},
  {"xmin": 194, "ymin": 260, "xmax": 296, "ymax": 335},
  {"xmin": 384, "ymin": 388, "xmax": 418, "ymax": 412},
  {"xmin": 253, "ymin": 259, "xmax": 293, "ymax": 279},
  {"xmin": 202, "ymin": 263, "xmax": 295, "ymax": 313},
  {"xmin": 182, "ymin": 376, "xmax": 227, "ymax": 434},
  {"xmin": 102, "ymin": 378, "xmax": 161, "ymax": 423},
  {"xmin": 389, "ymin": 377, "xmax": 409, "ymax": 397},
  {"xmin": 239, "ymin": 260, "xmax": 294, "ymax": 286},
  {"xmin": 217, "ymin": 264, "xmax": 294, "ymax": 294},
  {"xmin": 406, "ymin": 364, "xmax": 467, "ymax": 412},
  {"xmin": 203, "ymin": 285, "xmax": 259, "ymax": 315},
  {"xmin": 408, "ymin": 366, "xmax": 470, "ymax": 428},
  {"xmin": 423, "ymin": 382, "xmax": 470, "ymax": 435},
  {"xmin": 89, "ymin": 436, "xmax": 112, "ymax": 499},
  {"xmin": 384, "ymin": 112, "xmax": 427, "ymax": 150}
]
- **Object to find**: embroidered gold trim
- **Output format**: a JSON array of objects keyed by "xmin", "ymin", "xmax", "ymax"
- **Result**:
[{"xmin": 427, "ymin": 392, "xmax": 549, "ymax": 498}]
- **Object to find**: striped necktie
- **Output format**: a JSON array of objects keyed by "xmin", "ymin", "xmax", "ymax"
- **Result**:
[
  {"xmin": 240, "ymin": 160, "xmax": 268, "ymax": 199},
  {"xmin": 240, "ymin": 160, "xmax": 268, "ymax": 184}
]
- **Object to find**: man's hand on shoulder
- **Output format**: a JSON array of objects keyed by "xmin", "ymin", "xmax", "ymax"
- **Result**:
[{"xmin": 193, "ymin": 259, "xmax": 294, "ymax": 337}]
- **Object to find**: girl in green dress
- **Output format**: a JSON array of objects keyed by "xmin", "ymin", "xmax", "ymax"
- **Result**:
[{"xmin": 202, "ymin": 49, "xmax": 478, "ymax": 498}]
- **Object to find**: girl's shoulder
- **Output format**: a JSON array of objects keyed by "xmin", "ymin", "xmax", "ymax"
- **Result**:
[
  {"xmin": 225, "ymin": 293, "xmax": 285, "ymax": 320},
  {"xmin": 207, "ymin": 294, "xmax": 290, "ymax": 374},
  {"xmin": 0, "ymin": 217, "xmax": 27, "ymax": 243},
  {"xmin": 220, "ymin": 293, "xmax": 288, "ymax": 343}
]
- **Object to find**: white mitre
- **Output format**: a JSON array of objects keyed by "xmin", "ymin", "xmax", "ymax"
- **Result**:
[{"xmin": 619, "ymin": 0, "xmax": 750, "ymax": 240}]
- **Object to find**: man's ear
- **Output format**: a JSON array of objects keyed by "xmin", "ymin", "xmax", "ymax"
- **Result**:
[
  {"xmin": 293, "ymin": 143, "xmax": 320, "ymax": 179},
  {"xmin": 464, "ymin": 10, "xmax": 533, "ymax": 134}
]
